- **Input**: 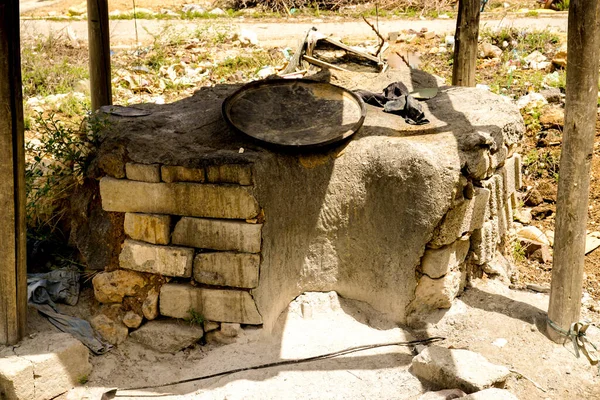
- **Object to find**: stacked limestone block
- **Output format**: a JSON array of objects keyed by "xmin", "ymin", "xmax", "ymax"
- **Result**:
[
  {"xmin": 409, "ymin": 152, "xmax": 522, "ymax": 317},
  {"xmin": 92, "ymin": 161, "xmax": 263, "ymax": 345}
]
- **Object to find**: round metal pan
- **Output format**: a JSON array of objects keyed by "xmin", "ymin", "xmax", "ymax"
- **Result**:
[{"xmin": 222, "ymin": 79, "xmax": 366, "ymax": 148}]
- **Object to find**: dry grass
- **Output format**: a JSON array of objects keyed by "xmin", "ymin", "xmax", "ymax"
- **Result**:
[{"xmin": 217, "ymin": 0, "xmax": 454, "ymax": 13}]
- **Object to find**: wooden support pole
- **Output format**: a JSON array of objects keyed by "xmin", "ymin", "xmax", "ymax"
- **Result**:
[
  {"xmin": 452, "ymin": 0, "xmax": 480, "ymax": 87},
  {"xmin": 547, "ymin": 0, "xmax": 600, "ymax": 343},
  {"xmin": 87, "ymin": 0, "xmax": 112, "ymax": 110},
  {"xmin": 0, "ymin": 0, "xmax": 28, "ymax": 345}
]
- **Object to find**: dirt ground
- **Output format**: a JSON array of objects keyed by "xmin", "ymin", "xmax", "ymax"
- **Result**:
[{"xmin": 11, "ymin": 287, "xmax": 590, "ymax": 399}]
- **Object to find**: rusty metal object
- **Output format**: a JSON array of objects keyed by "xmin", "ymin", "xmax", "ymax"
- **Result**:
[{"xmin": 222, "ymin": 79, "xmax": 366, "ymax": 148}]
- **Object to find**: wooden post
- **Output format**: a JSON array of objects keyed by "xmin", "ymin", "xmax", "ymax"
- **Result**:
[
  {"xmin": 87, "ymin": 0, "xmax": 112, "ymax": 110},
  {"xmin": 547, "ymin": 0, "xmax": 600, "ymax": 342},
  {"xmin": 0, "ymin": 0, "xmax": 27, "ymax": 345},
  {"xmin": 452, "ymin": 0, "xmax": 480, "ymax": 87}
]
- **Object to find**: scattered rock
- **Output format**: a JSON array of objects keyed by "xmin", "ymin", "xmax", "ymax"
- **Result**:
[
  {"xmin": 130, "ymin": 320, "xmax": 204, "ymax": 353},
  {"xmin": 531, "ymin": 204, "xmax": 554, "ymax": 220},
  {"xmin": 520, "ymin": 239, "xmax": 553, "ymax": 263},
  {"xmin": 236, "ymin": 29, "xmax": 259, "ymax": 46},
  {"xmin": 92, "ymin": 270, "xmax": 147, "ymax": 304},
  {"xmin": 525, "ymin": 50, "xmax": 548, "ymax": 70},
  {"xmin": 524, "ymin": 189, "xmax": 543, "ymax": 206},
  {"xmin": 418, "ymin": 388, "xmax": 467, "ymax": 400},
  {"xmin": 209, "ymin": 7, "xmax": 226, "ymax": 15},
  {"xmin": 585, "ymin": 232, "xmax": 600, "ymax": 254},
  {"xmin": 90, "ymin": 314, "xmax": 129, "ymax": 345},
  {"xmin": 122, "ymin": 311, "xmax": 143, "ymax": 329},
  {"xmin": 513, "ymin": 208, "xmax": 532, "ymax": 225},
  {"xmin": 423, "ymin": 31, "xmax": 436, "ymax": 40},
  {"xmin": 182, "ymin": 4, "xmax": 205, "ymax": 13},
  {"xmin": 411, "ymin": 346, "xmax": 510, "ymax": 393},
  {"xmin": 545, "ymin": 230, "xmax": 555, "ymax": 246},
  {"xmin": 539, "ymin": 105, "xmax": 564, "ymax": 127},
  {"xmin": 539, "ymin": 88, "xmax": 562, "ymax": 104},
  {"xmin": 552, "ymin": 43, "xmax": 567, "ymax": 68},
  {"xmin": 492, "ymin": 338, "xmax": 508, "ymax": 348},
  {"xmin": 0, "ymin": 333, "xmax": 92, "ymax": 400},
  {"xmin": 516, "ymin": 92, "xmax": 547, "ymax": 109},
  {"xmin": 462, "ymin": 388, "xmax": 519, "ymax": 399},
  {"xmin": 480, "ymin": 42, "xmax": 502, "ymax": 59},
  {"xmin": 517, "ymin": 226, "xmax": 550, "ymax": 245},
  {"xmin": 142, "ymin": 288, "xmax": 159, "ymax": 320},
  {"xmin": 526, "ymin": 283, "xmax": 550, "ymax": 293}
]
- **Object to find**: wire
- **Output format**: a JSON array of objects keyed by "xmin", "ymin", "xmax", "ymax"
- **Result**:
[{"xmin": 102, "ymin": 336, "xmax": 445, "ymax": 398}]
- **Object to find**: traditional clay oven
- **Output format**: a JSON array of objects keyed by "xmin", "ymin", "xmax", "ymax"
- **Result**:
[{"xmin": 76, "ymin": 67, "xmax": 524, "ymax": 338}]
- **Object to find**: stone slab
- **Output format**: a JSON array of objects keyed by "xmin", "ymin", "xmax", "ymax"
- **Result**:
[
  {"xmin": 430, "ymin": 187, "xmax": 490, "ymax": 248},
  {"xmin": 160, "ymin": 283, "xmax": 203, "ymax": 320},
  {"xmin": 201, "ymin": 288, "xmax": 262, "ymax": 325},
  {"xmin": 172, "ymin": 217, "xmax": 262, "ymax": 253},
  {"xmin": 124, "ymin": 213, "xmax": 171, "ymax": 245},
  {"xmin": 119, "ymin": 239, "xmax": 193, "ymax": 277},
  {"xmin": 0, "ymin": 356, "xmax": 34, "ymax": 400},
  {"xmin": 126, "ymin": 163, "xmax": 161, "ymax": 183},
  {"xmin": 206, "ymin": 164, "xmax": 253, "ymax": 185},
  {"xmin": 130, "ymin": 320, "xmax": 204, "ymax": 353},
  {"xmin": 412, "ymin": 345, "xmax": 510, "ymax": 393},
  {"xmin": 8, "ymin": 332, "xmax": 92, "ymax": 400},
  {"xmin": 194, "ymin": 252, "xmax": 260, "ymax": 288},
  {"xmin": 421, "ymin": 239, "xmax": 470, "ymax": 279},
  {"xmin": 161, "ymin": 165, "xmax": 205, "ymax": 183},
  {"xmin": 470, "ymin": 221, "xmax": 497, "ymax": 266},
  {"xmin": 159, "ymin": 283, "xmax": 262, "ymax": 324},
  {"xmin": 100, "ymin": 177, "xmax": 260, "ymax": 220}
]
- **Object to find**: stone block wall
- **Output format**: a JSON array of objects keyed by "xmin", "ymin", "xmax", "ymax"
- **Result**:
[
  {"xmin": 92, "ymin": 162, "xmax": 263, "ymax": 345},
  {"xmin": 408, "ymin": 153, "xmax": 522, "ymax": 318}
]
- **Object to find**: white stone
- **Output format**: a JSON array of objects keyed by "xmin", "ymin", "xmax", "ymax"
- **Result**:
[
  {"xmin": 119, "ymin": 239, "xmax": 194, "ymax": 277},
  {"xmin": 412, "ymin": 346, "xmax": 511, "ymax": 393},
  {"xmin": 125, "ymin": 163, "xmax": 161, "ymax": 183},
  {"xmin": 194, "ymin": 252, "xmax": 260, "ymax": 288},
  {"xmin": 172, "ymin": 217, "xmax": 262, "ymax": 253},
  {"xmin": 413, "ymin": 269, "xmax": 463, "ymax": 310},
  {"xmin": 0, "ymin": 356, "xmax": 34, "ymax": 400},
  {"xmin": 517, "ymin": 226, "xmax": 550, "ymax": 245},
  {"xmin": 5, "ymin": 332, "xmax": 92, "ymax": 400},
  {"xmin": 421, "ymin": 239, "xmax": 470, "ymax": 279},
  {"xmin": 100, "ymin": 177, "xmax": 260, "ymax": 220},
  {"xmin": 124, "ymin": 213, "xmax": 171, "ymax": 245}
]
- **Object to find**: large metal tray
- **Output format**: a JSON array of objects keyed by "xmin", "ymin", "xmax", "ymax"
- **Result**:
[{"xmin": 222, "ymin": 79, "xmax": 366, "ymax": 148}]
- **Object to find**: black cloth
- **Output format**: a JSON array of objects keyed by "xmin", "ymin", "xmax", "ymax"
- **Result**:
[{"xmin": 355, "ymin": 82, "xmax": 429, "ymax": 125}]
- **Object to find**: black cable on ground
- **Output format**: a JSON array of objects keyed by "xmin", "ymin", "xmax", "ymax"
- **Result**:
[{"xmin": 101, "ymin": 336, "xmax": 445, "ymax": 399}]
